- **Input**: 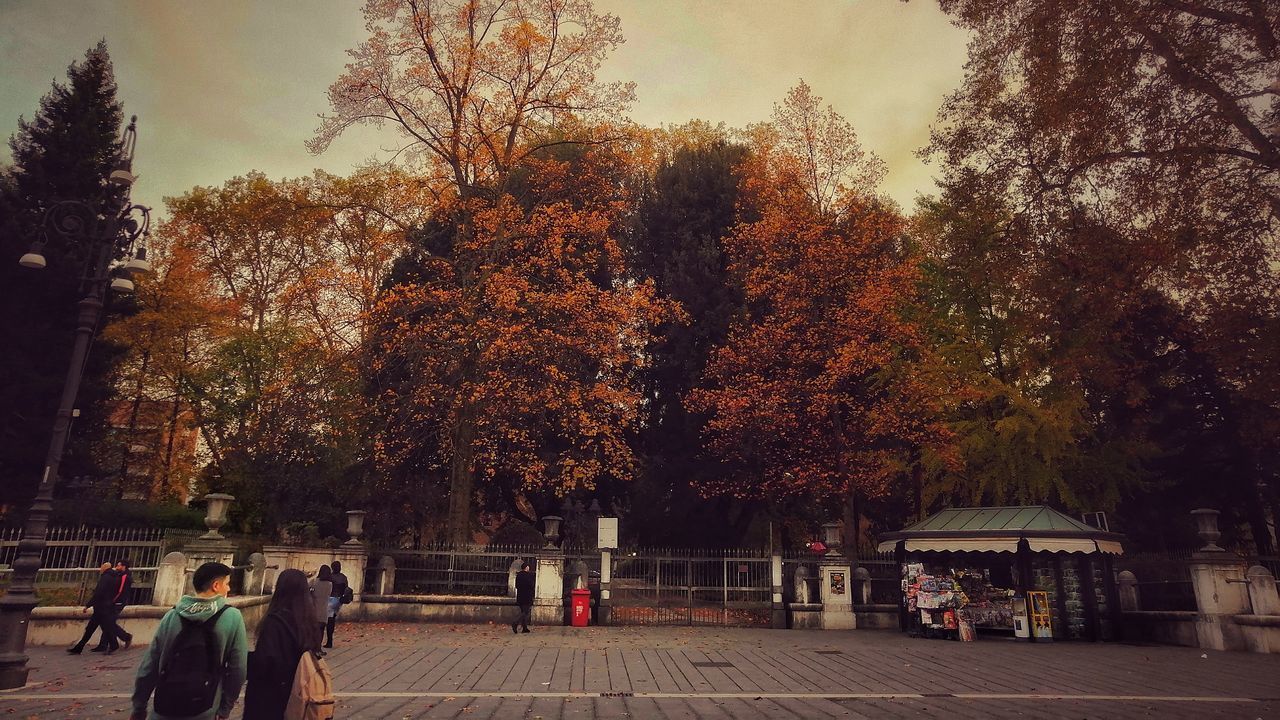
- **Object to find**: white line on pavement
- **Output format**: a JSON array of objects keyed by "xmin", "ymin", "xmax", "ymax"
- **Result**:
[{"xmin": 0, "ymin": 691, "xmax": 1262, "ymax": 703}]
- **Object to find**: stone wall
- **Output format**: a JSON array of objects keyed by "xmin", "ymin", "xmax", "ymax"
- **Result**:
[
  {"xmin": 352, "ymin": 594, "xmax": 520, "ymax": 624},
  {"xmin": 27, "ymin": 595, "xmax": 270, "ymax": 646}
]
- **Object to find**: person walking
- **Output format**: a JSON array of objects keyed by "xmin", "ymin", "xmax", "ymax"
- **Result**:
[
  {"xmin": 325, "ymin": 561, "xmax": 349, "ymax": 649},
  {"xmin": 512, "ymin": 562, "xmax": 534, "ymax": 634},
  {"xmin": 310, "ymin": 565, "xmax": 334, "ymax": 656},
  {"xmin": 67, "ymin": 562, "xmax": 115, "ymax": 654},
  {"xmin": 94, "ymin": 558, "xmax": 135, "ymax": 652},
  {"xmin": 130, "ymin": 562, "xmax": 248, "ymax": 720},
  {"xmin": 242, "ymin": 569, "xmax": 318, "ymax": 720}
]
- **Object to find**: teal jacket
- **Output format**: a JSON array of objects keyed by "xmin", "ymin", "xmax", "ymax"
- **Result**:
[{"xmin": 132, "ymin": 594, "xmax": 249, "ymax": 720}]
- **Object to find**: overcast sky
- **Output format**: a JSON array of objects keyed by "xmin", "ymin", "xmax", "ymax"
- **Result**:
[{"xmin": 0, "ymin": 0, "xmax": 970, "ymax": 215}]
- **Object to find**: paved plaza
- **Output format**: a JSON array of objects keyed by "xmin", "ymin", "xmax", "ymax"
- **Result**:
[{"xmin": 2, "ymin": 622, "xmax": 1278, "ymax": 718}]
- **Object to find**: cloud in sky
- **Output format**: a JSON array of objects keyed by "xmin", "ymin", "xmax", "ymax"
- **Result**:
[{"xmin": 0, "ymin": 0, "xmax": 969, "ymax": 214}]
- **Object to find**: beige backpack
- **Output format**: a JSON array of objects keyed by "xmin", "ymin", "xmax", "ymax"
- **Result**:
[{"xmin": 284, "ymin": 650, "xmax": 335, "ymax": 720}]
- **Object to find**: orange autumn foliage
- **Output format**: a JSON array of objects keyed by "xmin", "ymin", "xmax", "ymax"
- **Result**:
[
  {"xmin": 688, "ymin": 83, "xmax": 949, "ymax": 503},
  {"xmin": 369, "ymin": 147, "xmax": 677, "ymax": 504}
]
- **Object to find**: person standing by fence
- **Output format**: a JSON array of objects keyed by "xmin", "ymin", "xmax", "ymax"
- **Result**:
[
  {"xmin": 310, "ymin": 565, "xmax": 334, "ymax": 656},
  {"xmin": 512, "ymin": 562, "xmax": 534, "ymax": 634},
  {"xmin": 325, "ymin": 561, "xmax": 349, "ymax": 649}
]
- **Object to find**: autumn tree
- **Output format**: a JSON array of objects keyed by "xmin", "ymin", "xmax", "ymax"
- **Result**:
[
  {"xmin": 931, "ymin": 0, "xmax": 1280, "ymax": 550},
  {"xmin": 367, "ymin": 146, "xmax": 672, "ymax": 542},
  {"xmin": 688, "ymin": 84, "xmax": 947, "ymax": 544},
  {"xmin": 0, "ymin": 42, "xmax": 128, "ymax": 510},
  {"xmin": 314, "ymin": 0, "xmax": 639, "ymax": 542},
  {"xmin": 114, "ymin": 168, "xmax": 426, "ymax": 533},
  {"xmin": 309, "ymin": 0, "xmax": 634, "ymax": 200},
  {"xmin": 911, "ymin": 177, "xmax": 1149, "ymax": 516},
  {"xmin": 100, "ymin": 238, "xmax": 233, "ymax": 501}
]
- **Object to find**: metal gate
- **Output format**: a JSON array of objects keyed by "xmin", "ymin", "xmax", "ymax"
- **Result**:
[{"xmin": 609, "ymin": 549, "xmax": 772, "ymax": 626}]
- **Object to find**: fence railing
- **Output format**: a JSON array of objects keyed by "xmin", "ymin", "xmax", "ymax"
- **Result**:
[
  {"xmin": 0, "ymin": 526, "xmax": 192, "ymax": 606},
  {"xmin": 1115, "ymin": 550, "xmax": 1198, "ymax": 612},
  {"xmin": 370, "ymin": 544, "xmax": 541, "ymax": 596}
]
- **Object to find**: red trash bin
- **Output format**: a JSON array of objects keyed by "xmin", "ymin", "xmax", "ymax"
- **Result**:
[{"xmin": 571, "ymin": 588, "xmax": 591, "ymax": 627}]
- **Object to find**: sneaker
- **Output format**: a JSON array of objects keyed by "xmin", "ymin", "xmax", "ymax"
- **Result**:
[
  {"xmin": 511, "ymin": 623, "xmax": 518, "ymax": 634},
  {"xmin": 90, "ymin": 646, "xmax": 106, "ymax": 653},
  {"xmin": 521, "ymin": 628, "xmax": 530, "ymax": 633},
  {"xmin": 66, "ymin": 647, "xmax": 82, "ymax": 655}
]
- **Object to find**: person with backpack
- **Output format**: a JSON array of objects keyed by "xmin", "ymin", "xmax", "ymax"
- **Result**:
[
  {"xmin": 130, "ymin": 561, "xmax": 248, "ymax": 720},
  {"xmin": 325, "ymin": 561, "xmax": 350, "ymax": 649},
  {"xmin": 512, "ymin": 562, "xmax": 535, "ymax": 634},
  {"xmin": 309, "ymin": 566, "xmax": 333, "ymax": 656},
  {"xmin": 243, "ymin": 569, "xmax": 329, "ymax": 719}
]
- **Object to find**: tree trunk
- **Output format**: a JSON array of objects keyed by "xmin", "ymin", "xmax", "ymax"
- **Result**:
[
  {"xmin": 162, "ymin": 385, "xmax": 182, "ymax": 501},
  {"xmin": 118, "ymin": 351, "xmax": 151, "ymax": 497},
  {"xmin": 445, "ymin": 405, "xmax": 478, "ymax": 545}
]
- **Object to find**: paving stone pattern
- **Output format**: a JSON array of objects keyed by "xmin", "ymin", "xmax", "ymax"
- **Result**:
[{"xmin": 2, "ymin": 623, "xmax": 1278, "ymax": 718}]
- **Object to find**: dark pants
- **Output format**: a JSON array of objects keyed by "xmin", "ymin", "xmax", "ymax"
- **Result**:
[
  {"xmin": 325, "ymin": 615, "xmax": 337, "ymax": 647},
  {"xmin": 74, "ymin": 606, "xmax": 123, "ymax": 651},
  {"xmin": 515, "ymin": 604, "xmax": 532, "ymax": 630}
]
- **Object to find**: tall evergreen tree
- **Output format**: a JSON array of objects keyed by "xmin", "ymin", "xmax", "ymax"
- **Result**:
[
  {"xmin": 0, "ymin": 41, "xmax": 127, "ymax": 512},
  {"xmin": 629, "ymin": 140, "xmax": 750, "ymax": 545}
]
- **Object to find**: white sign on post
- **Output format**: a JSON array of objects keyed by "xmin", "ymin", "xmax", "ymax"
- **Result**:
[{"xmin": 597, "ymin": 517, "xmax": 619, "ymax": 549}]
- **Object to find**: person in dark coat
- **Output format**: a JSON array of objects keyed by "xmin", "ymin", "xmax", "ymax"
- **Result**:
[
  {"xmin": 325, "ymin": 561, "xmax": 349, "ymax": 649},
  {"xmin": 93, "ymin": 558, "xmax": 135, "ymax": 651},
  {"xmin": 67, "ymin": 563, "xmax": 114, "ymax": 654},
  {"xmin": 242, "ymin": 569, "xmax": 318, "ymax": 720},
  {"xmin": 512, "ymin": 562, "xmax": 535, "ymax": 634}
]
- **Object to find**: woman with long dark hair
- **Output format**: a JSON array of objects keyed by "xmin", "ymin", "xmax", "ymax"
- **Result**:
[{"xmin": 242, "ymin": 569, "xmax": 318, "ymax": 719}]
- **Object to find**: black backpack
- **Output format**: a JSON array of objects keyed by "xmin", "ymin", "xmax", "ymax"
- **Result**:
[{"xmin": 154, "ymin": 605, "xmax": 231, "ymax": 716}]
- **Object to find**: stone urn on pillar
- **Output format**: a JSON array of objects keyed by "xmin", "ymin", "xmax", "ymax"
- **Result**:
[
  {"xmin": 344, "ymin": 510, "xmax": 367, "ymax": 546},
  {"xmin": 200, "ymin": 493, "xmax": 235, "ymax": 540},
  {"xmin": 821, "ymin": 521, "xmax": 844, "ymax": 558},
  {"xmin": 1191, "ymin": 508, "xmax": 1225, "ymax": 552},
  {"xmin": 541, "ymin": 515, "xmax": 563, "ymax": 549}
]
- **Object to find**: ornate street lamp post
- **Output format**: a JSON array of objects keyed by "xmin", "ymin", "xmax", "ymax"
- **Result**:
[{"xmin": 0, "ymin": 117, "xmax": 151, "ymax": 690}]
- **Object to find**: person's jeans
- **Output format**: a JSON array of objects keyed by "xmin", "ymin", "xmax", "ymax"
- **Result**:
[{"xmin": 516, "ymin": 604, "xmax": 532, "ymax": 630}]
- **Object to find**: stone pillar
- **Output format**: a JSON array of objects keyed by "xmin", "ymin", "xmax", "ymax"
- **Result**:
[
  {"xmin": 1246, "ymin": 565, "xmax": 1280, "ymax": 615},
  {"xmin": 245, "ymin": 553, "xmax": 267, "ymax": 596},
  {"xmin": 508, "ymin": 557, "xmax": 524, "ymax": 598},
  {"xmin": 335, "ymin": 545, "xmax": 368, "ymax": 601},
  {"xmin": 770, "ymin": 554, "xmax": 784, "ymax": 629},
  {"xmin": 598, "ymin": 550, "xmax": 612, "ymax": 626},
  {"xmin": 532, "ymin": 551, "xmax": 565, "ymax": 625},
  {"xmin": 852, "ymin": 567, "xmax": 872, "ymax": 606},
  {"xmin": 1188, "ymin": 509, "xmax": 1250, "ymax": 651},
  {"xmin": 153, "ymin": 551, "xmax": 187, "ymax": 607},
  {"xmin": 376, "ymin": 556, "xmax": 396, "ymax": 595},
  {"xmin": 1117, "ymin": 570, "xmax": 1139, "ymax": 611},
  {"xmin": 819, "ymin": 558, "xmax": 855, "ymax": 630}
]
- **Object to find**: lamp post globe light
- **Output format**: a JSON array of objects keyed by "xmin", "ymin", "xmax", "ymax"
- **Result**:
[{"xmin": 0, "ymin": 116, "xmax": 151, "ymax": 690}]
